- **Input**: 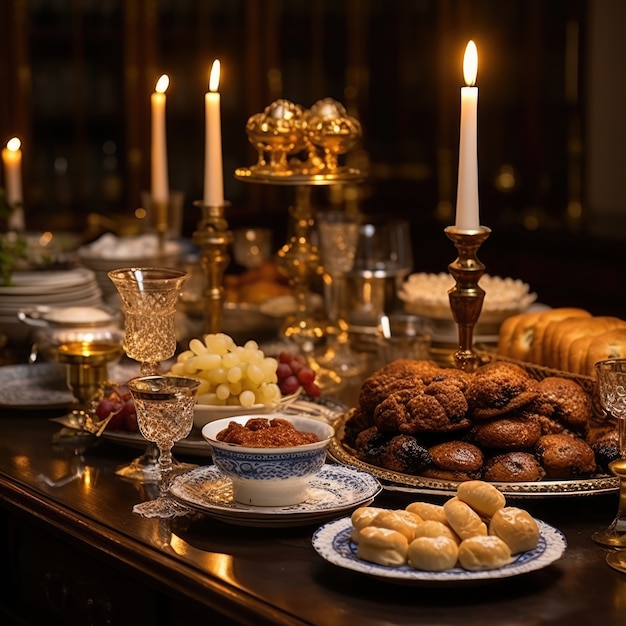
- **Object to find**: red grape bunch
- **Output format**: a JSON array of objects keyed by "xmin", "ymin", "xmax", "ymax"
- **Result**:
[
  {"xmin": 276, "ymin": 351, "xmax": 321, "ymax": 398},
  {"xmin": 95, "ymin": 384, "xmax": 139, "ymax": 432}
]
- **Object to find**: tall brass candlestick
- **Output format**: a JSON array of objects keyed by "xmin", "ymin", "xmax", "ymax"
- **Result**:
[
  {"xmin": 192, "ymin": 201, "xmax": 233, "ymax": 334},
  {"xmin": 445, "ymin": 225, "xmax": 491, "ymax": 372},
  {"xmin": 153, "ymin": 198, "xmax": 168, "ymax": 256}
]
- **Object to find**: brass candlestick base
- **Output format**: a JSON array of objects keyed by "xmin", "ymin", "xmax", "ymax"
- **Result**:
[
  {"xmin": 445, "ymin": 225, "xmax": 491, "ymax": 372},
  {"xmin": 192, "ymin": 201, "xmax": 234, "ymax": 334}
]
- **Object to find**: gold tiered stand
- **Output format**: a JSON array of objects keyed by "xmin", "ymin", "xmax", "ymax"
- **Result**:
[{"xmin": 235, "ymin": 97, "xmax": 365, "ymax": 390}]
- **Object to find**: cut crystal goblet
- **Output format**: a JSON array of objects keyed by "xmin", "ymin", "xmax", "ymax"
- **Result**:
[
  {"xmin": 591, "ymin": 358, "xmax": 626, "ymax": 572},
  {"xmin": 127, "ymin": 375, "xmax": 201, "ymax": 518}
]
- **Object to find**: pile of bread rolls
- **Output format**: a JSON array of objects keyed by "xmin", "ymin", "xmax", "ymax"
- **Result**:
[
  {"xmin": 497, "ymin": 307, "xmax": 626, "ymax": 377},
  {"xmin": 351, "ymin": 480, "xmax": 540, "ymax": 572}
]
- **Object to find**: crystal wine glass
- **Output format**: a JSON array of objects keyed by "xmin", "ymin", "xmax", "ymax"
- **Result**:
[
  {"xmin": 108, "ymin": 267, "xmax": 188, "ymax": 376},
  {"xmin": 591, "ymin": 358, "xmax": 626, "ymax": 572},
  {"xmin": 315, "ymin": 209, "xmax": 367, "ymax": 376},
  {"xmin": 108, "ymin": 267, "xmax": 190, "ymax": 483},
  {"xmin": 126, "ymin": 375, "xmax": 200, "ymax": 518}
]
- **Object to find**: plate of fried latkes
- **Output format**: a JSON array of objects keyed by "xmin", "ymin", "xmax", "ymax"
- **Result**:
[{"xmin": 328, "ymin": 357, "xmax": 619, "ymax": 498}]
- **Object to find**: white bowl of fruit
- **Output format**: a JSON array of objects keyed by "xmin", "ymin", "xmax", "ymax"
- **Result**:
[{"xmin": 166, "ymin": 333, "xmax": 321, "ymax": 430}]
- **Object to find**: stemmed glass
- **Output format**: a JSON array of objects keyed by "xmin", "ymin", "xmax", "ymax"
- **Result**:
[
  {"xmin": 108, "ymin": 267, "xmax": 190, "ymax": 483},
  {"xmin": 126, "ymin": 375, "xmax": 200, "ymax": 518},
  {"xmin": 592, "ymin": 358, "xmax": 626, "ymax": 572},
  {"xmin": 316, "ymin": 209, "xmax": 367, "ymax": 376},
  {"xmin": 345, "ymin": 217, "xmax": 414, "ymax": 331}
]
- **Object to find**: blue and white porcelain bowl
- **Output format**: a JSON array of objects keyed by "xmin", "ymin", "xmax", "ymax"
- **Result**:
[{"xmin": 201, "ymin": 414, "xmax": 334, "ymax": 507}]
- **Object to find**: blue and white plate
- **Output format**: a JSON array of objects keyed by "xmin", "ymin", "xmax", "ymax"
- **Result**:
[
  {"xmin": 169, "ymin": 464, "xmax": 382, "ymax": 527},
  {"xmin": 0, "ymin": 361, "xmax": 137, "ymax": 410},
  {"xmin": 312, "ymin": 516, "xmax": 567, "ymax": 585}
]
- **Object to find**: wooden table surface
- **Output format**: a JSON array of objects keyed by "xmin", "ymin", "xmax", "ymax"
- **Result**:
[{"xmin": 0, "ymin": 407, "xmax": 625, "ymax": 625}]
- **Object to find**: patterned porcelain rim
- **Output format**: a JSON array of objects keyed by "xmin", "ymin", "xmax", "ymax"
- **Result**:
[
  {"xmin": 169, "ymin": 463, "xmax": 383, "ymax": 518},
  {"xmin": 312, "ymin": 516, "xmax": 567, "ymax": 585}
]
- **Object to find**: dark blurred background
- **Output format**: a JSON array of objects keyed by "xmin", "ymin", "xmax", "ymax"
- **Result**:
[{"xmin": 1, "ymin": 0, "xmax": 624, "ymax": 315}]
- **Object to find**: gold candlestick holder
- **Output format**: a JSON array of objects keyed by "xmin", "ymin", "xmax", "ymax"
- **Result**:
[
  {"xmin": 192, "ymin": 201, "xmax": 234, "ymax": 334},
  {"xmin": 445, "ymin": 225, "xmax": 491, "ymax": 372}
]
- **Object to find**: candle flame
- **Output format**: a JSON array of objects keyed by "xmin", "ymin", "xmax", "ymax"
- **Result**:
[
  {"xmin": 7, "ymin": 137, "xmax": 21, "ymax": 152},
  {"xmin": 209, "ymin": 59, "xmax": 221, "ymax": 92},
  {"xmin": 463, "ymin": 40, "xmax": 478, "ymax": 86},
  {"xmin": 155, "ymin": 74, "xmax": 169, "ymax": 94}
]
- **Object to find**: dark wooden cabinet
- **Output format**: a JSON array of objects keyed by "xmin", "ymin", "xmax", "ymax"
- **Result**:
[{"xmin": 1, "ymin": 1, "xmax": 593, "ymax": 233}]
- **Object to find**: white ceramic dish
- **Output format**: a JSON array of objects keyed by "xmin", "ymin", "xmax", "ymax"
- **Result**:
[
  {"xmin": 101, "ymin": 428, "xmax": 212, "ymax": 457},
  {"xmin": 0, "ymin": 361, "xmax": 137, "ymax": 410},
  {"xmin": 312, "ymin": 516, "xmax": 567, "ymax": 585},
  {"xmin": 202, "ymin": 414, "xmax": 335, "ymax": 506},
  {"xmin": 193, "ymin": 391, "xmax": 301, "ymax": 429},
  {"xmin": 169, "ymin": 464, "xmax": 382, "ymax": 527}
]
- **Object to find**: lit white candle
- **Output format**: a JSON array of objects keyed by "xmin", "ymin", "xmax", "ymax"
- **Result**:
[
  {"xmin": 2, "ymin": 137, "xmax": 23, "ymax": 207},
  {"xmin": 2, "ymin": 137, "xmax": 24, "ymax": 230},
  {"xmin": 455, "ymin": 40, "xmax": 480, "ymax": 231},
  {"xmin": 203, "ymin": 59, "xmax": 224, "ymax": 207},
  {"xmin": 151, "ymin": 74, "xmax": 170, "ymax": 203}
]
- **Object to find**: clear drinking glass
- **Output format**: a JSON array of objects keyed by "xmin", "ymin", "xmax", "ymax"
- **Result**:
[
  {"xmin": 108, "ymin": 267, "xmax": 188, "ymax": 376},
  {"xmin": 127, "ymin": 375, "xmax": 200, "ymax": 518},
  {"xmin": 233, "ymin": 227, "xmax": 273, "ymax": 269},
  {"xmin": 592, "ymin": 358, "xmax": 626, "ymax": 572},
  {"xmin": 108, "ymin": 267, "xmax": 190, "ymax": 483},
  {"xmin": 316, "ymin": 210, "xmax": 367, "ymax": 376},
  {"xmin": 345, "ymin": 217, "xmax": 414, "ymax": 331}
]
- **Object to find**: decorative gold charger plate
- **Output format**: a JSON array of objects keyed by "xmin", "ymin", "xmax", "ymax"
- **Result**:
[
  {"xmin": 328, "ymin": 413, "xmax": 618, "ymax": 498},
  {"xmin": 312, "ymin": 516, "xmax": 567, "ymax": 586}
]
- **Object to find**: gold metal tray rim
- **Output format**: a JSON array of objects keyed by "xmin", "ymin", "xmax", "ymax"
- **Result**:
[{"xmin": 328, "ymin": 414, "xmax": 619, "ymax": 499}]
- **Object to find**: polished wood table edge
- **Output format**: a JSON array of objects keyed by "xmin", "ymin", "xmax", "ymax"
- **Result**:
[
  {"xmin": 0, "ymin": 461, "xmax": 310, "ymax": 626},
  {"xmin": 1, "ymin": 415, "xmax": 625, "ymax": 626}
]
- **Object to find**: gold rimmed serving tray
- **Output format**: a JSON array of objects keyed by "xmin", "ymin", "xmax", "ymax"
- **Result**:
[{"xmin": 328, "ymin": 412, "xmax": 619, "ymax": 499}]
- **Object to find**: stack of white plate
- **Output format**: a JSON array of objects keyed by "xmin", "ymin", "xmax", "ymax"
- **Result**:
[
  {"xmin": 77, "ymin": 233, "xmax": 183, "ymax": 301},
  {"xmin": 0, "ymin": 267, "xmax": 103, "ymax": 345}
]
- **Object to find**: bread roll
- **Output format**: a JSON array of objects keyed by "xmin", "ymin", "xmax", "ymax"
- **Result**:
[
  {"xmin": 527, "ymin": 308, "xmax": 591, "ymax": 365},
  {"xmin": 412, "ymin": 520, "xmax": 460, "ymax": 544},
  {"xmin": 500, "ymin": 310, "xmax": 545, "ymax": 361},
  {"xmin": 443, "ymin": 497, "xmax": 488, "ymax": 540},
  {"xmin": 356, "ymin": 526, "xmax": 409, "ymax": 566},
  {"xmin": 456, "ymin": 480, "xmax": 506, "ymax": 518},
  {"xmin": 584, "ymin": 329, "xmax": 626, "ymax": 377},
  {"xmin": 457, "ymin": 535, "xmax": 513, "ymax": 571},
  {"xmin": 406, "ymin": 501, "xmax": 448, "ymax": 525},
  {"xmin": 547, "ymin": 316, "xmax": 626, "ymax": 370},
  {"xmin": 408, "ymin": 536, "xmax": 459, "ymax": 572},
  {"xmin": 567, "ymin": 334, "xmax": 598, "ymax": 375},
  {"xmin": 350, "ymin": 506, "xmax": 385, "ymax": 541},
  {"xmin": 369, "ymin": 509, "xmax": 423, "ymax": 542},
  {"xmin": 489, "ymin": 507, "xmax": 540, "ymax": 554}
]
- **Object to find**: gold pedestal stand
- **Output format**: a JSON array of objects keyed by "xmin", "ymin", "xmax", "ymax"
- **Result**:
[
  {"xmin": 445, "ymin": 225, "xmax": 491, "ymax": 372},
  {"xmin": 276, "ymin": 185, "xmax": 325, "ymax": 350},
  {"xmin": 192, "ymin": 201, "xmax": 234, "ymax": 334},
  {"xmin": 235, "ymin": 97, "xmax": 365, "ymax": 391}
]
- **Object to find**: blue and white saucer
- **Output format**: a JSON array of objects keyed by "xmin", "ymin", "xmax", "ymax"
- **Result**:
[{"xmin": 169, "ymin": 464, "xmax": 382, "ymax": 527}]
